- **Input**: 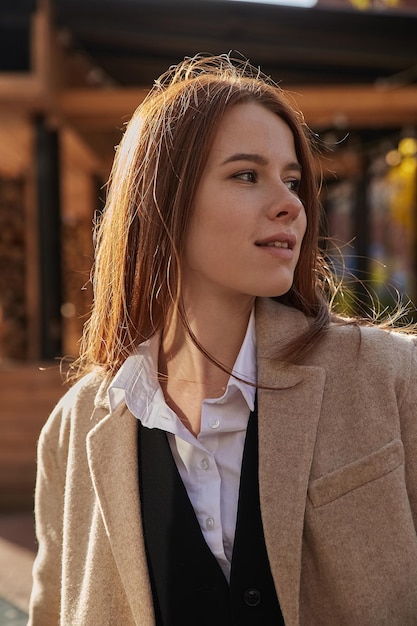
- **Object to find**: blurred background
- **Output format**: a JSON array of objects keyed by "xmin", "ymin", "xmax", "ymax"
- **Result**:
[{"xmin": 0, "ymin": 0, "xmax": 416, "ymax": 619}]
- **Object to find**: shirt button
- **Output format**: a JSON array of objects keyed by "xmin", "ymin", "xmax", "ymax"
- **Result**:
[
  {"xmin": 209, "ymin": 418, "xmax": 220, "ymax": 429},
  {"xmin": 244, "ymin": 588, "xmax": 261, "ymax": 607},
  {"xmin": 205, "ymin": 517, "xmax": 215, "ymax": 530},
  {"xmin": 200, "ymin": 457, "xmax": 210, "ymax": 470}
]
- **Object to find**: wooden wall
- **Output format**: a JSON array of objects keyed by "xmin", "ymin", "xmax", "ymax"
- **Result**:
[{"xmin": 0, "ymin": 363, "xmax": 65, "ymax": 510}]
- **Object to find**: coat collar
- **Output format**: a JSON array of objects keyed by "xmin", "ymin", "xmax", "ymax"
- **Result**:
[{"xmin": 256, "ymin": 298, "xmax": 326, "ymax": 626}]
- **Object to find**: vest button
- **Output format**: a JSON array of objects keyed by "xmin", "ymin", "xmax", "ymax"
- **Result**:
[{"xmin": 244, "ymin": 588, "xmax": 261, "ymax": 606}]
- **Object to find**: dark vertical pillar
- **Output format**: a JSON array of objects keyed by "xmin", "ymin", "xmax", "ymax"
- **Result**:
[
  {"xmin": 93, "ymin": 172, "xmax": 106, "ymax": 218},
  {"xmin": 35, "ymin": 115, "xmax": 62, "ymax": 359}
]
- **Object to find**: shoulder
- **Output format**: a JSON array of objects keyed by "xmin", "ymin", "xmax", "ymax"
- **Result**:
[
  {"xmin": 257, "ymin": 297, "xmax": 416, "ymax": 356},
  {"xmin": 257, "ymin": 297, "xmax": 417, "ymax": 372},
  {"xmin": 306, "ymin": 318, "xmax": 417, "ymax": 397},
  {"xmin": 39, "ymin": 370, "xmax": 109, "ymax": 448},
  {"xmin": 327, "ymin": 318, "xmax": 417, "ymax": 359}
]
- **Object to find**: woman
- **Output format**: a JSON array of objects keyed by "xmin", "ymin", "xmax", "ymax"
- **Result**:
[{"xmin": 29, "ymin": 54, "xmax": 417, "ymax": 625}]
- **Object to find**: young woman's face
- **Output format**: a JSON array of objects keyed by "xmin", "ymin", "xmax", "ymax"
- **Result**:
[{"xmin": 183, "ymin": 102, "xmax": 307, "ymax": 307}]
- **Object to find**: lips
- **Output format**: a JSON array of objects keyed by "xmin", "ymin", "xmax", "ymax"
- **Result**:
[
  {"xmin": 259, "ymin": 241, "xmax": 290, "ymax": 249},
  {"xmin": 255, "ymin": 233, "xmax": 296, "ymax": 250}
]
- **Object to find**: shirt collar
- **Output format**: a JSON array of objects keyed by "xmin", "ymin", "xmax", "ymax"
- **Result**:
[{"xmin": 108, "ymin": 307, "xmax": 257, "ymax": 416}]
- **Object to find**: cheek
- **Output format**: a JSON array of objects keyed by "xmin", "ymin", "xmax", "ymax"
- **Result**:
[
  {"xmin": 301, "ymin": 210, "xmax": 308, "ymax": 239},
  {"xmin": 184, "ymin": 211, "xmax": 219, "ymax": 268},
  {"xmin": 294, "ymin": 211, "xmax": 308, "ymax": 262}
]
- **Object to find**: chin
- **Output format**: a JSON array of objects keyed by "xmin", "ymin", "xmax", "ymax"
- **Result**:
[{"xmin": 254, "ymin": 281, "xmax": 294, "ymax": 299}]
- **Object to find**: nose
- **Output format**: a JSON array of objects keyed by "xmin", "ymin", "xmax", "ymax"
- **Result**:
[{"xmin": 267, "ymin": 185, "xmax": 304, "ymax": 222}]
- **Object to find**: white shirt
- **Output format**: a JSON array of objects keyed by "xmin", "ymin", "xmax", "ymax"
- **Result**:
[{"xmin": 108, "ymin": 310, "xmax": 257, "ymax": 581}]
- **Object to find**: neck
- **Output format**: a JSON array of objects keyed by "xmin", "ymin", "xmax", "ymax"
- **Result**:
[
  {"xmin": 158, "ymin": 295, "xmax": 254, "ymax": 435},
  {"xmin": 160, "ymin": 296, "xmax": 254, "ymax": 386}
]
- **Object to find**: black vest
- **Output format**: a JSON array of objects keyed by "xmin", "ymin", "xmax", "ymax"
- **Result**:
[{"xmin": 137, "ymin": 407, "xmax": 285, "ymax": 626}]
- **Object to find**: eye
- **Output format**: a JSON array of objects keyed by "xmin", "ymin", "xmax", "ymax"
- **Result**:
[
  {"xmin": 285, "ymin": 178, "xmax": 301, "ymax": 194},
  {"xmin": 233, "ymin": 170, "xmax": 257, "ymax": 183}
]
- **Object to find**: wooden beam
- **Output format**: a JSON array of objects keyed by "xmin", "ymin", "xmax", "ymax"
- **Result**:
[
  {"xmin": 0, "ymin": 75, "xmax": 44, "ymax": 109},
  {"xmin": 54, "ymin": 85, "xmax": 417, "ymax": 130},
  {"xmin": 0, "ymin": 0, "xmax": 56, "ymax": 112},
  {"xmin": 31, "ymin": 0, "xmax": 54, "ymax": 94},
  {"xmin": 287, "ymin": 85, "xmax": 417, "ymax": 128},
  {"xmin": 5, "ymin": 82, "xmax": 417, "ymax": 130},
  {"xmin": 55, "ymin": 88, "xmax": 150, "ymax": 131}
]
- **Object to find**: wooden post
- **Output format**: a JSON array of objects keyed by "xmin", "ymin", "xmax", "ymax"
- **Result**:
[{"xmin": 35, "ymin": 115, "xmax": 62, "ymax": 359}]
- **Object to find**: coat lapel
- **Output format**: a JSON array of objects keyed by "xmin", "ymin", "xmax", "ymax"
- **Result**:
[
  {"xmin": 256, "ymin": 299, "xmax": 326, "ymax": 626},
  {"xmin": 86, "ymin": 399, "xmax": 155, "ymax": 626}
]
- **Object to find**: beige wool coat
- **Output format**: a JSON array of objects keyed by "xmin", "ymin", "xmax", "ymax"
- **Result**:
[{"xmin": 29, "ymin": 298, "xmax": 417, "ymax": 625}]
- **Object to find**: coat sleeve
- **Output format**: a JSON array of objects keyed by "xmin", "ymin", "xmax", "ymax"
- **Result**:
[
  {"xmin": 399, "ymin": 337, "xmax": 417, "ymax": 529},
  {"xmin": 28, "ymin": 403, "xmax": 69, "ymax": 626}
]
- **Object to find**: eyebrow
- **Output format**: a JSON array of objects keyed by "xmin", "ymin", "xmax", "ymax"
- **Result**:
[
  {"xmin": 221, "ymin": 153, "xmax": 268, "ymax": 166},
  {"xmin": 221, "ymin": 152, "xmax": 302, "ymax": 172}
]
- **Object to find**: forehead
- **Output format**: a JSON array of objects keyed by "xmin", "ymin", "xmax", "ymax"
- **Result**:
[{"xmin": 207, "ymin": 102, "xmax": 297, "ymax": 162}]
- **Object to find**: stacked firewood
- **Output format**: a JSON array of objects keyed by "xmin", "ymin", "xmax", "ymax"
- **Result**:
[{"xmin": 0, "ymin": 177, "xmax": 27, "ymax": 361}]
